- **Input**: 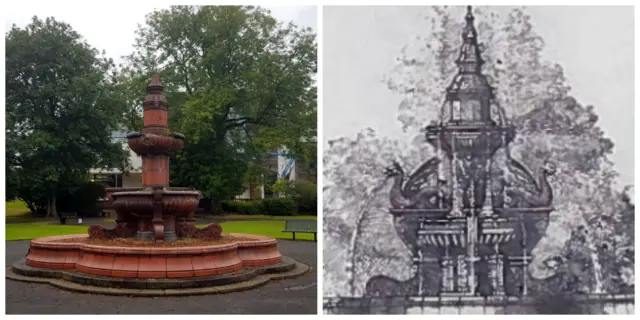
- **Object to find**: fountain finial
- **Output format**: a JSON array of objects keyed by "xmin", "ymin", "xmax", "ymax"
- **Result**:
[
  {"xmin": 147, "ymin": 75, "xmax": 164, "ymax": 92},
  {"xmin": 149, "ymin": 75, "xmax": 161, "ymax": 85}
]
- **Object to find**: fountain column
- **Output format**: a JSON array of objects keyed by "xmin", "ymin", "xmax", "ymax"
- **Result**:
[
  {"xmin": 141, "ymin": 76, "xmax": 172, "ymax": 242},
  {"xmin": 441, "ymin": 247, "xmax": 456, "ymax": 293},
  {"xmin": 487, "ymin": 244, "xmax": 504, "ymax": 295}
]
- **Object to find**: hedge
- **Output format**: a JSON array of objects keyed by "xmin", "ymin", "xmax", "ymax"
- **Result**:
[
  {"xmin": 262, "ymin": 198, "xmax": 298, "ymax": 216},
  {"xmin": 221, "ymin": 200, "xmax": 264, "ymax": 215},
  {"xmin": 222, "ymin": 197, "xmax": 298, "ymax": 216}
]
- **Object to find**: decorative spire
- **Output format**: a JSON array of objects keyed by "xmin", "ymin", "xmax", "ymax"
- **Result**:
[
  {"xmin": 443, "ymin": 5, "xmax": 494, "ymax": 123},
  {"xmin": 455, "ymin": 5, "xmax": 484, "ymax": 73}
]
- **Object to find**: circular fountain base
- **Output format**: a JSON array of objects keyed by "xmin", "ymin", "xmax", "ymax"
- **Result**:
[
  {"xmin": 9, "ymin": 233, "xmax": 309, "ymax": 296},
  {"xmin": 24, "ymin": 234, "xmax": 284, "ymax": 278}
]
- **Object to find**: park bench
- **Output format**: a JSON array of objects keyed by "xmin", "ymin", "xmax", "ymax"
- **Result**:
[
  {"xmin": 58, "ymin": 212, "xmax": 78, "ymax": 224},
  {"xmin": 282, "ymin": 220, "xmax": 317, "ymax": 241}
]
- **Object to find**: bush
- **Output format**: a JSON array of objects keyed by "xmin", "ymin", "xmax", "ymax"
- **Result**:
[
  {"xmin": 262, "ymin": 198, "xmax": 298, "ymax": 216},
  {"xmin": 221, "ymin": 200, "xmax": 264, "ymax": 215},
  {"xmin": 269, "ymin": 180, "xmax": 318, "ymax": 215},
  {"xmin": 57, "ymin": 181, "xmax": 105, "ymax": 217},
  {"xmin": 291, "ymin": 180, "xmax": 317, "ymax": 215}
]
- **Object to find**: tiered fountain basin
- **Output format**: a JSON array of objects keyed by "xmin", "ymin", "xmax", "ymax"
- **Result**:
[
  {"xmin": 127, "ymin": 132, "xmax": 185, "ymax": 156},
  {"xmin": 111, "ymin": 188, "xmax": 201, "ymax": 217},
  {"xmin": 24, "ymin": 233, "xmax": 282, "ymax": 278}
]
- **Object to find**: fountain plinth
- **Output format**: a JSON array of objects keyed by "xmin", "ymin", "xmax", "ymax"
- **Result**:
[{"xmin": 383, "ymin": 6, "xmax": 555, "ymax": 298}]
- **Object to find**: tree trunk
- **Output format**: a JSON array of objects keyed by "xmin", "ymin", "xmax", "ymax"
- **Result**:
[
  {"xmin": 46, "ymin": 194, "xmax": 58, "ymax": 218},
  {"xmin": 211, "ymin": 198, "xmax": 223, "ymax": 215},
  {"xmin": 589, "ymin": 248, "xmax": 604, "ymax": 293}
]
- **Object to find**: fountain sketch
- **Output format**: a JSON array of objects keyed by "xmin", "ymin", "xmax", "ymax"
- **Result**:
[{"xmin": 323, "ymin": 6, "xmax": 634, "ymax": 314}]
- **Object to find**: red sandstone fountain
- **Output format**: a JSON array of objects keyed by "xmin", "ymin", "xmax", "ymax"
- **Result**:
[
  {"xmin": 89, "ymin": 76, "xmax": 218, "ymax": 243},
  {"xmin": 10, "ymin": 77, "xmax": 307, "ymax": 294}
]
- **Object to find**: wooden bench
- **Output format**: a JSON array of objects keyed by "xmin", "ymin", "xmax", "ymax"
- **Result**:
[
  {"xmin": 58, "ymin": 212, "xmax": 78, "ymax": 224},
  {"xmin": 282, "ymin": 220, "xmax": 317, "ymax": 241}
]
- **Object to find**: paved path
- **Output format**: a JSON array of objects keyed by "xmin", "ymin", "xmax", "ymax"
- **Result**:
[{"xmin": 5, "ymin": 240, "xmax": 317, "ymax": 314}]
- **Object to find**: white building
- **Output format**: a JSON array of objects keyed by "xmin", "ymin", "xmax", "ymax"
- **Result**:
[{"xmin": 89, "ymin": 131, "xmax": 142, "ymax": 188}]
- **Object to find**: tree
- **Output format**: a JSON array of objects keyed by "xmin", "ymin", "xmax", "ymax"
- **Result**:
[
  {"xmin": 122, "ymin": 6, "xmax": 317, "ymax": 208},
  {"xmin": 323, "ymin": 128, "xmax": 432, "ymax": 295},
  {"xmin": 5, "ymin": 17, "xmax": 128, "ymax": 216}
]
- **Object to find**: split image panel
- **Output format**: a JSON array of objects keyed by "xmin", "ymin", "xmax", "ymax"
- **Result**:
[{"xmin": 322, "ymin": 5, "xmax": 635, "ymax": 315}]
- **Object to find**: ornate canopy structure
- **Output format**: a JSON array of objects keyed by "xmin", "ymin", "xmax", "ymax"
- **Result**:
[{"xmin": 385, "ymin": 6, "xmax": 555, "ymax": 297}]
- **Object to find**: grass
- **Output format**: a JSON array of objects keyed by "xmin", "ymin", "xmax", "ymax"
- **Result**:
[
  {"xmin": 221, "ymin": 214, "xmax": 317, "ymax": 221},
  {"xmin": 6, "ymin": 222, "xmax": 90, "ymax": 241},
  {"xmin": 104, "ymin": 214, "xmax": 317, "ymax": 223},
  {"xmin": 6, "ymin": 221, "xmax": 315, "ymax": 241},
  {"xmin": 5, "ymin": 200, "xmax": 38, "ymax": 223},
  {"xmin": 201, "ymin": 221, "xmax": 316, "ymax": 241},
  {"xmin": 5, "ymin": 200, "xmax": 316, "ymax": 241}
]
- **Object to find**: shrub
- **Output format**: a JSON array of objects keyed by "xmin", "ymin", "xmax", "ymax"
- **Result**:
[
  {"xmin": 57, "ymin": 181, "xmax": 105, "ymax": 217},
  {"xmin": 262, "ymin": 198, "xmax": 298, "ymax": 216},
  {"xmin": 221, "ymin": 200, "xmax": 264, "ymax": 215},
  {"xmin": 291, "ymin": 180, "xmax": 317, "ymax": 215},
  {"xmin": 221, "ymin": 200, "xmax": 236, "ymax": 212},
  {"xmin": 269, "ymin": 180, "xmax": 318, "ymax": 215}
]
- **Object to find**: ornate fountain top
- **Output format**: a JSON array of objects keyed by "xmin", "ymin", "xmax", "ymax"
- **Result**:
[
  {"xmin": 445, "ymin": 5, "xmax": 494, "ymax": 118},
  {"xmin": 396, "ymin": 5, "xmax": 554, "ymax": 216}
]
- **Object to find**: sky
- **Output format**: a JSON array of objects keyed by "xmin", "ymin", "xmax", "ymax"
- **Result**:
[
  {"xmin": 323, "ymin": 6, "xmax": 635, "ymax": 187},
  {"xmin": 4, "ymin": 3, "xmax": 317, "ymax": 66}
]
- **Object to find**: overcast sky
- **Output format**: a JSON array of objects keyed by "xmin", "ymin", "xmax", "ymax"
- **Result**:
[
  {"xmin": 4, "ymin": 3, "xmax": 317, "ymax": 66},
  {"xmin": 324, "ymin": 6, "xmax": 634, "ymax": 187}
]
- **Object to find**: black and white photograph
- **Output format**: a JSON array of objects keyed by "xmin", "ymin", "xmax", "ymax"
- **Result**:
[{"xmin": 322, "ymin": 5, "xmax": 635, "ymax": 314}]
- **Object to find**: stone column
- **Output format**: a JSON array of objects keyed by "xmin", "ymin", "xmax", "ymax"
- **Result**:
[
  {"xmin": 465, "ymin": 215, "xmax": 479, "ymax": 295},
  {"xmin": 488, "ymin": 252, "xmax": 499, "ymax": 295},
  {"xmin": 441, "ymin": 247, "xmax": 455, "ymax": 293},
  {"xmin": 136, "ymin": 218, "xmax": 154, "ymax": 241},
  {"xmin": 456, "ymin": 254, "xmax": 468, "ymax": 292},
  {"xmin": 152, "ymin": 187, "xmax": 165, "ymax": 242},
  {"xmin": 163, "ymin": 214, "xmax": 177, "ymax": 242},
  {"xmin": 495, "ymin": 250, "xmax": 505, "ymax": 295},
  {"xmin": 480, "ymin": 157, "xmax": 494, "ymax": 217},
  {"xmin": 450, "ymin": 135, "xmax": 463, "ymax": 217}
]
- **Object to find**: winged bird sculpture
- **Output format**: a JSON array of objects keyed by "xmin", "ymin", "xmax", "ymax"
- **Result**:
[
  {"xmin": 386, "ymin": 157, "xmax": 449, "ymax": 209},
  {"xmin": 502, "ymin": 157, "xmax": 557, "ymax": 208}
]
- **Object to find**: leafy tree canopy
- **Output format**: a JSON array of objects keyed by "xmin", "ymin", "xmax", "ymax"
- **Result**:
[
  {"xmin": 5, "ymin": 16, "xmax": 128, "ymax": 216},
  {"xmin": 121, "ymin": 5, "xmax": 317, "ymax": 203}
]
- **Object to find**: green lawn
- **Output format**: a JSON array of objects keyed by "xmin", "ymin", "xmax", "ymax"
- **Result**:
[
  {"xmin": 5, "ymin": 200, "xmax": 38, "ymax": 223},
  {"xmin": 6, "ymin": 200, "xmax": 316, "ymax": 241},
  {"xmin": 6, "ymin": 199, "xmax": 30, "ymax": 215},
  {"xmin": 221, "ymin": 214, "xmax": 317, "ymax": 221},
  {"xmin": 210, "ymin": 221, "xmax": 316, "ymax": 241},
  {"xmin": 104, "ymin": 214, "xmax": 317, "ymax": 223},
  {"xmin": 6, "ymin": 222, "xmax": 90, "ymax": 241},
  {"xmin": 6, "ymin": 221, "xmax": 316, "ymax": 241}
]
